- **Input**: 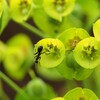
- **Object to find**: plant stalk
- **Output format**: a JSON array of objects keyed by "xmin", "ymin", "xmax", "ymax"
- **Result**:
[
  {"xmin": 20, "ymin": 22, "xmax": 49, "ymax": 38},
  {"xmin": 0, "ymin": 72, "xmax": 28, "ymax": 100}
]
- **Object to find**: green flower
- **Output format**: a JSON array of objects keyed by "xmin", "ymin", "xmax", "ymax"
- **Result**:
[
  {"xmin": 10, "ymin": 0, "xmax": 34, "ymax": 22},
  {"xmin": 34, "ymin": 38, "xmax": 65, "ymax": 68},
  {"xmin": 74, "ymin": 37, "xmax": 100, "ymax": 69},
  {"xmin": 64, "ymin": 87, "xmax": 98, "ymax": 100},
  {"xmin": 43, "ymin": 0, "xmax": 75, "ymax": 21}
]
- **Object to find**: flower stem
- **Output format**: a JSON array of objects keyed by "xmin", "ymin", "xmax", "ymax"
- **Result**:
[
  {"xmin": 0, "ymin": 72, "xmax": 28, "ymax": 99},
  {"xmin": 0, "ymin": 79, "xmax": 10, "ymax": 100},
  {"xmin": 28, "ymin": 69, "xmax": 36, "ymax": 79},
  {"xmin": 20, "ymin": 22, "xmax": 49, "ymax": 38}
]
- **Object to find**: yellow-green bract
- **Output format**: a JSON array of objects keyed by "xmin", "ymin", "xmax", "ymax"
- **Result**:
[
  {"xmin": 0, "ymin": 0, "xmax": 3, "ymax": 17},
  {"xmin": 74, "ymin": 37, "xmax": 100, "ymax": 69},
  {"xmin": 15, "ymin": 78, "xmax": 56, "ymax": 100},
  {"xmin": 56, "ymin": 51, "xmax": 93, "ymax": 80},
  {"xmin": 56, "ymin": 28, "xmax": 93, "ymax": 80},
  {"xmin": 0, "ymin": 41, "xmax": 7, "ymax": 62},
  {"xmin": 34, "ymin": 38, "xmax": 65, "ymax": 68},
  {"xmin": 43, "ymin": 0, "xmax": 75, "ymax": 21},
  {"xmin": 52, "ymin": 97, "xmax": 65, "ymax": 100},
  {"xmin": 58, "ymin": 28, "xmax": 90, "ymax": 50},
  {"xmin": 3, "ymin": 34, "xmax": 33, "ymax": 80},
  {"xmin": 9, "ymin": 0, "xmax": 33, "ymax": 23},
  {"xmin": 64, "ymin": 87, "xmax": 98, "ymax": 100},
  {"xmin": 93, "ymin": 19, "xmax": 100, "ymax": 41}
]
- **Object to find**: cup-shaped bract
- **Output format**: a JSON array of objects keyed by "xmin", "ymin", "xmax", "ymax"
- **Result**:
[
  {"xmin": 15, "ymin": 78, "xmax": 56, "ymax": 100},
  {"xmin": 74, "ymin": 37, "xmax": 100, "ymax": 69},
  {"xmin": 26, "ymin": 78, "xmax": 48, "ymax": 99},
  {"xmin": 3, "ymin": 34, "xmax": 33, "ymax": 80},
  {"xmin": 43, "ymin": 0, "xmax": 75, "ymax": 21},
  {"xmin": 0, "ymin": 41, "xmax": 7, "ymax": 62},
  {"xmin": 52, "ymin": 97, "xmax": 65, "ymax": 100},
  {"xmin": 64, "ymin": 87, "xmax": 98, "ymax": 100},
  {"xmin": 93, "ymin": 19, "xmax": 100, "ymax": 41},
  {"xmin": 0, "ymin": 0, "xmax": 3, "ymax": 17},
  {"xmin": 33, "ymin": 38, "xmax": 65, "ymax": 68},
  {"xmin": 58, "ymin": 28, "xmax": 90, "ymax": 51},
  {"xmin": 56, "ymin": 28, "xmax": 92, "ymax": 80},
  {"xmin": 9, "ymin": 0, "xmax": 33, "ymax": 23},
  {"xmin": 3, "ymin": 47, "xmax": 26, "ymax": 78}
]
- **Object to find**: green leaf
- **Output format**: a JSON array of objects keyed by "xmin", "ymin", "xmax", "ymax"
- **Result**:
[
  {"xmin": 56, "ymin": 51, "xmax": 93, "ymax": 80},
  {"xmin": 0, "ymin": 0, "xmax": 9, "ymax": 34},
  {"xmin": 93, "ymin": 19, "xmax": 100, "ymax": 41},
  {"xmin": 56, "ymin": 55, "xmax": 74, "ymax": 80},
  {"xmin": 64, "ymin": 87, "xmax": 98, "ymax": 100},
  {"xmin": 0, "ymin": 41, "xmax": 7, "ymax": 62}
]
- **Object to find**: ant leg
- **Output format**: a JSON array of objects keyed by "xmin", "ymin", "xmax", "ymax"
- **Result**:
[
  {"xmin": 45, "ymin": 52, "xmax": 50, "ymax": 55},
  {"xmin": 35, "ymin": 56, "xmax": 41, "ymax": 64},
  {"xmin": 38, "ymin": 57, "xmax": 41, "ymax": 64},
  {"xmin": 34, "ymin": 52, "xmax": 37, "ymax": 54}
]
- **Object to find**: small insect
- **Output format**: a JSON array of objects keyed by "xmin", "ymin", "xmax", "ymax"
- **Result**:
[{"xmin": 34, "ymin": 46, "xmax": 43, "ymax": 63}]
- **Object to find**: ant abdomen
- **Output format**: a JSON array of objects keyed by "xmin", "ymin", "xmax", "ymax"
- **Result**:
[{"xmin": 34, "ymin": 46, "xmax": 43, "ymax": 64}]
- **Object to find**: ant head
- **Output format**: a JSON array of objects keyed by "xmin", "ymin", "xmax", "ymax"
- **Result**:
[{"xmin": 38, "ymin": 46, "xmax": 43, "ymax": 52}]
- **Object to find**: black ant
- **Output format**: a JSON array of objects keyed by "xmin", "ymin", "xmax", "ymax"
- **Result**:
[{"xmin": 34, "ymin": 45, "xmax": 43, "ymax": 63}]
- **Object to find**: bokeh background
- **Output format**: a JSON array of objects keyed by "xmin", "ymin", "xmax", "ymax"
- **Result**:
[
  {"xmin": 0, "ymin": 0, "xmax": 100, "ymax": 99},
  {"xmin": 0, "ymin": 19, "xmax": 68, "ymax": 99}
]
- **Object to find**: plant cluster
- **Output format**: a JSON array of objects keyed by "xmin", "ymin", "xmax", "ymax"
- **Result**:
[{"xmin": 0, "ymin": 0, "xmax": 100, "ymax": 100}]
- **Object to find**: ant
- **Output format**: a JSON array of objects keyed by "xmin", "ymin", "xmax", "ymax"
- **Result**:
[{"xmin": 34, "ymin": 45, "xmax": 43, "ymax": 63}]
